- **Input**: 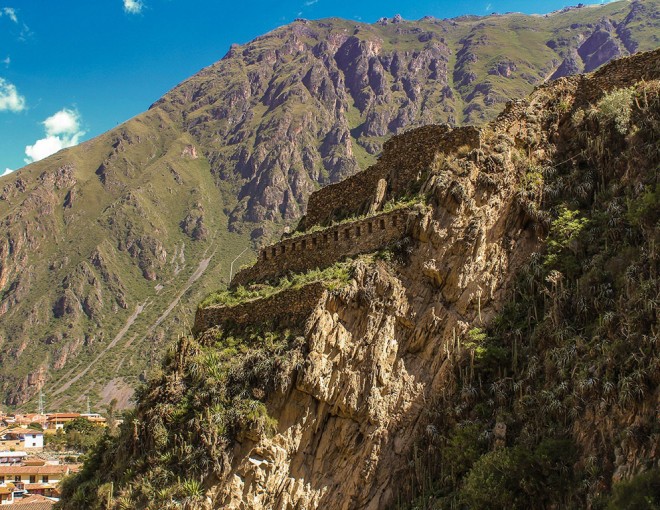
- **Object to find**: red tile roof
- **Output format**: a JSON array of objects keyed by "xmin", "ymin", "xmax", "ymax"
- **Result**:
[
  {"xmin": 3, "ymin": 429, "xmax": 43, "ymax": 436},
  {"xmin": 45, "ymin": 414, "xmax": 80, "ymax": 420},
  {"xmin": 17, "ymin": 494, "xmax": 50, "ymax": 503},
  {"xmin": 13, "ymin": 495, "xmax": 55, "ymax": 509},
  {"xmin": 23, "ymin": 483, "xmax": 55, "ymax": 490},
  {"xmin": 0, "ymin": 465, "xmax": 70, "ymax": 475}
]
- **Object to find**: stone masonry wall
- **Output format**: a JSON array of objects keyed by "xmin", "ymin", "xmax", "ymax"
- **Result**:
[
  {"xmin": 298, "ymin": 124, "xmax": 481, "ymax": 230},
  {"xmin": 193, "ymin": 282, "xmax": 326, "ymax": 334},
  {"xmin": 232, "ymin": 207, "xmax": 416, "ymax": 287},
  {"xmin": 297, "ymin": 164, "xmax": 389, "ymax": 231},
  {"xmin": 576, "ymin": 47, "xmax": 660, "ymax": 102},
  {"xmin": 497, "ymin": 49, "xmax": 660, "ymax": 127}
]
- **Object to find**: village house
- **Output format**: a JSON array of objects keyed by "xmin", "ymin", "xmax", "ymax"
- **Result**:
[
  {"xmin": 0, "ymin": 431, "xmax": 43, "ymax": 452},
  {"xmin": 13, "ymin": 493, "xmax": 57, "ymax": 508},
  {"xmin": 44, "ymin": 414, "xmax": 80, "ymax": 431},
  {"xmin": 0, "ymin": 416, "xmax": 47, "ymax": 431},
  {"xmin": 0, "ymin": 462, "xmax": 75, "ymax": 499},
  {"xmin": 80, "ymin": 414, "xmax": 107, "ymax": 427},
  {"xmin": 0, "ymin": 434, "xmax": 21, "ymax": 453},
  {"xmin": 1, "ymin": 413, "xmax": 108, "ymax": 433},
  {"xmin": 0, "ymin": 482, "xmax": 15, "ymax": 504}
]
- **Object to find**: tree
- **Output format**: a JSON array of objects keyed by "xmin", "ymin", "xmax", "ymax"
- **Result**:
[
  {"xmin": 64, "ymin": 417, "xmax": 95, "ymax": 434},
  {"xmin": 103, "ymin": 398, "xmax": 118, "ymax": 431}
]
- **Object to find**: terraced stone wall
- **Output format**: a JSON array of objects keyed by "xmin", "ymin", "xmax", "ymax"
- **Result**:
[
  {"xmin": 299, "ymin": 124, "xmax": 481, "ymax": 230},
  {"xmin": 232, "ymin": 208, "xmax": 416, "ymax": 287},
  {"xmin": 193, "ymin": 282, "xmax": 326, "ymax": 334}
]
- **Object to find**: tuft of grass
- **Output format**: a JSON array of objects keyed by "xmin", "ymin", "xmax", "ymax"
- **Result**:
[{"xmin": 200, "ymin": 262, "xmax": 352, "ymax": 308}]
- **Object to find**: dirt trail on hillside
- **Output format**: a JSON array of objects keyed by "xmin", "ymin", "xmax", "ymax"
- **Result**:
[
  {"xmin": 51, "ymin": 249, "xmax": 217, "ymax": 398},
  {"xmin": 51, "ymin": 301, "xmax": 148, "ymax": 396},
  {"xmin": 146, "ymin": 248, "xmax": 217, "ymax": 334}
]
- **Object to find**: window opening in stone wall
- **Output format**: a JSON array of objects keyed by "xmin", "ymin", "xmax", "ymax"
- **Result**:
[
  {"xmin": 292, "ymin": 242, "xmax": 297, "ymax": 251},
  {"xmin": 312, "ymin": 237, "xmax": 318, "ymax": 246},
  {"xmin": 344, "ymin": 229, "xmax": 350, "ymax": 239},
  {"xmin": 281, "ymin": 245, "xmax": 286, "ymax": 254},
  {"xmin": 302, "ymin": 240, "xmax": 307, "ymax": 249},
  {"xmin": 356, "ymin": 226, "xmax": 361, "ymax": 236},
  {"xmin": 272, "ymin": 247, "xmax": 277, "ymax": 258},
  {"xmin": 380, "ymin": 219, "xmax": 385, "ymax": 230},
  {"xmin": 334, "ymin": 231, "xmax": 339, "ymax": 241},
  {"xmin": 324, "ymin": 233, "xmax": 329, "ymax": 243},
  {"xmin": 368, "ymin": 222, "xmax": 373, "ymax": 233}
]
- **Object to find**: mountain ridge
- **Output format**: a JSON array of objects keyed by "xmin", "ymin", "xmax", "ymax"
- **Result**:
[{"xmin": 1, "ymin": 0, "xmax": 659, "ymax": 410}]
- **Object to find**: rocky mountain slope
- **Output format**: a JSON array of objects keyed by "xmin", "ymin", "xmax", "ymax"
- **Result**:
[
  {"xmin": 1, "ymin": 0, "xmax": 659, "ymax": 410},
  {"xmin": 58, "ymin": 48, "xmax": 660, "ymax": 509}
]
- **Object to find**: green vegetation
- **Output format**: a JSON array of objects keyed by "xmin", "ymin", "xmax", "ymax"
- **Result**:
[
  {"xmin": 57, "ymin": 326, "xmax": 304, "ymax": 509},
  {"xmin": 44, "ymin": 417, "xmax": 108, "ymax": 454},
  {"xmin": 592, "ymin": 87, "xmax": 636, "ymax": 134},
  {"xmin": 289, "ymin": 195, "xmax": 425, "ymax": 238},
  {"xmin": 399, "ymin": 82, "xmax": 660, "ymax": 509},
  {"xmin": 460, "ymin": 440, "xmax": 577, "ymax": 509},
  {"xmin": 607, "ymin": 469, "xmax": 660, "ymax": 509},
  {"xmin": 200, "ymin": 261, "xmax": 352, "ymax": 308},
  {"xmin": 543, "ymin": 205, "xmax": 589, "ymax": 275}
]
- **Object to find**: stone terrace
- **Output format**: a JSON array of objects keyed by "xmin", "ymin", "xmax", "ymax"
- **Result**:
[
  {"xmin": 193, "ymin": 49, "xmax": 660, "ymax": 335},
  {"xmin": 193, "ymin": 282, "xmax": 325, "ymax": 334},
  {"xmin": 232, "ymin": 207, "xmax": 416, "ymax": 287},
  {"xmin": 194, "ymin": 123, "xmax": 483, "ymax": 333},
  {"xmin": 297, "ymin": 124, "xmax": 481, "ymax": 231}
]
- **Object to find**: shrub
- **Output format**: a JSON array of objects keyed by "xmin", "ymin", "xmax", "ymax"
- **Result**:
[
  {"xmin": 443, "ymin": 424, "xmax": 486, "ymax": 480},
  {"xmin": 544, "ymin": 205, "xmax": 589, "ymax": 275},
  {"xmin": 607, "ymin": 469, "xmax": 660, "ymax": 510},
  {"xmin": 460, "ymin": 447, "xmax": 528, "ymax": 509},
  {"xmin": 594, "ymin": 87, "xmax": 635, "ymax": 134},
  {"xmin": 460, "ymin": 440, "xmax": 577, "ymax": 510},
  {"xmin": 200, "ymin": 261, "xmax": 352, "ymax": 307}
]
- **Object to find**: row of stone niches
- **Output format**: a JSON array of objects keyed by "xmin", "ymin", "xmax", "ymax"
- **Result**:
[{"xmin": 261, "ymin": 213, "xmax": 403, "ymax": 261}]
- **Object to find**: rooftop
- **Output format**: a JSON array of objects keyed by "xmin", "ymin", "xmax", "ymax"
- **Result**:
[
  {"xmin": 0, "ymin": 465, "xmax": 73, "ymax": 475},
  {"xmin": 3, "ymin": 429, "xmax": 44, "ymax": 436},
  {"xmin": 13, "ymin": 493, "xmax": 56, "ymax": 509},
  {"xmin": 45, "ymin": 414, "xmax": 80, "ymax": 420}
]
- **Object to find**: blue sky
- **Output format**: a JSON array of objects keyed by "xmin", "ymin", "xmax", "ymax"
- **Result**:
[{"xmin": 0, "ymin": 0, "xmax": 616, "ymax": 175}]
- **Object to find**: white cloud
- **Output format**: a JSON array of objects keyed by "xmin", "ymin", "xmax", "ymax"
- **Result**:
[
  {"xmin": 485, "ymin": 3, "xmax": 492, "ymax": 11},
  {"xmin": 25, "ymin": 108, "xmax": 85, "ymax": 163},
  {"xmin": 304, "ymin": 0, "xmax": 319, "ymax": 6},
  {"xmin": 123, "ymin": 0, "xmax": 143, "ymax": 14},
  {"xmin": 3, "ymin": 57, "xmax": 10, "ymax": 67},
  {"xmin": 0, "ymin": 78, "xmax": 25, "ymax": 112},
  {"xmin": 44, "ymin": 109, "xmax": 81, "ymax": 137},
  {"xmin": 1, "ymin": 168, "xmax": 13, "ymax": 177},
  {"xmin": 2, "ymin": 7, "xmax": 18, "ymax": 23}
]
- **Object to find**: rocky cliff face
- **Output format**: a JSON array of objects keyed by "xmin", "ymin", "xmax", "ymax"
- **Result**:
[
  {"xmin": 1, "ymin": 1, "xmax": 659, "ymax": 411},
  {"xmin": 59, "ymin": 49, "xmax": 660, "ymax": 509}
]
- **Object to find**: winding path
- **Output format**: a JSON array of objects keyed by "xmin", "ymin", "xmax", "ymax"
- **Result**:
[{"xmin": 51, "ymin": 249, "xmax": 216, "ymax": 397}]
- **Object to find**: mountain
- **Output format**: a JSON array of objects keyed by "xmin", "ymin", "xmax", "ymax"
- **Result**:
[
  {"xmin": 1, "ymin": 0, "xmax": 659, "ymax": 411},
  {"xmin": 58, "ymin": 48, "xmax": 660, "ymax": 509}
]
